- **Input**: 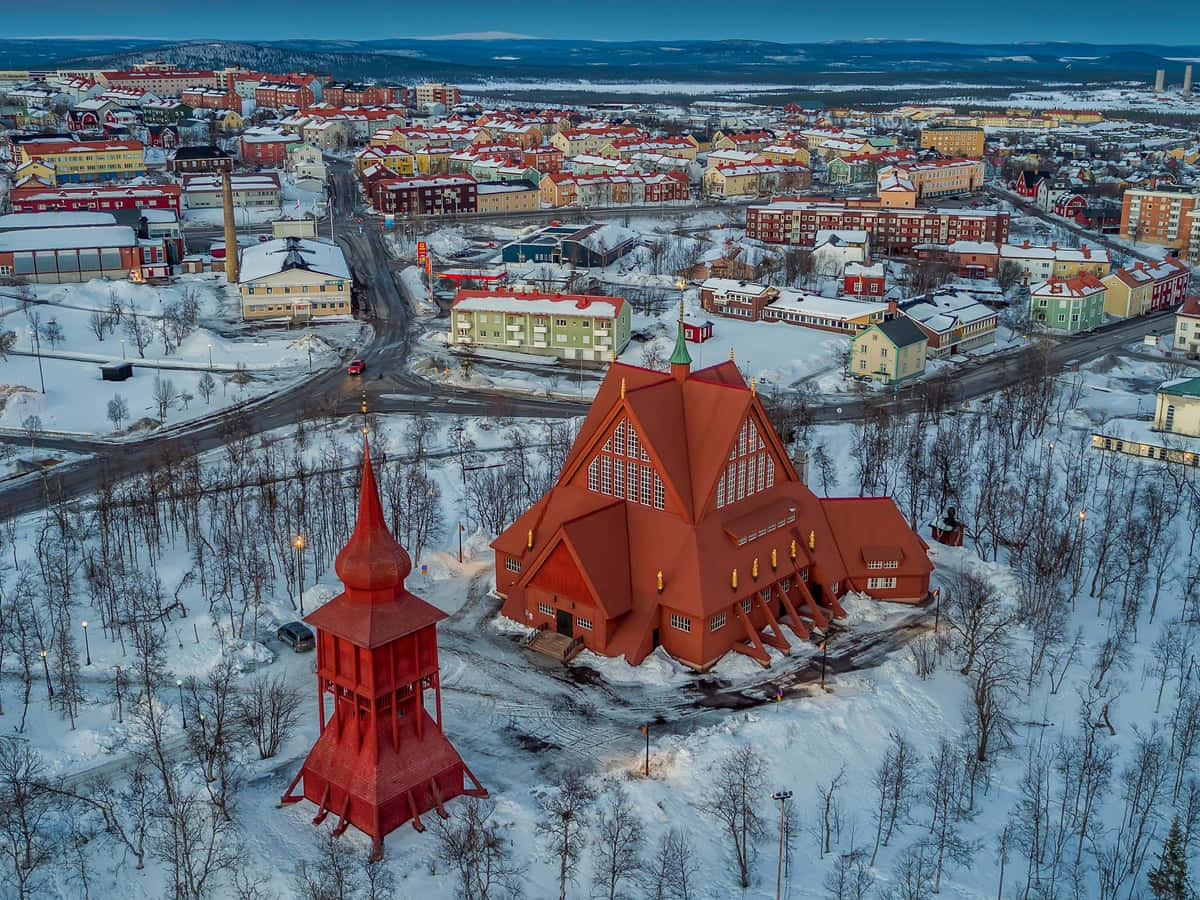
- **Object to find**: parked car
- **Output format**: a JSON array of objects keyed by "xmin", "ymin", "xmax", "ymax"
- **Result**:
[
  {"xmin": 277, "ymin": 621, "xmax": 314, "ymax": 652},
  {"xmin": 347, "ymin": 359, "xmax": 366, "ymax": 375}
]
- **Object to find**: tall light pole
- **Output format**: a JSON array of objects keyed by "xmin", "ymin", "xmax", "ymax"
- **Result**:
[
  {"xmin": 819, "ymin": 638, "xmax": 828, "ymax": 690},
  {"xmin": 770, "ymin": 789, "xmax": 793, "ymax": 900},
  {"xmin": 640, "ymin": 723, "xmax": 650, "ymax": 777},
  {"xmin": 39, "ymin": 649, "xmax": 53, "ymax": 700},
  {"xmin": 208, "ymin": 343, "xmax": 213, "ymax": 370},
  {"xmin": 120, "ymin": 338, "xmax": 126, "ymax": 360},
  {"xmin": 176, "ymin": 678, "xmax": 185, "ymax": 728},
  {"xmin": 29, "ymin": 328, "xmax": 45, "ymax": 393},
  {"xmin": 294, "ymin": 534, "xmax": 306, "ymax": 615},
  {"xmin": 81, "ymin": 620, "xmax": 91, "ymax": 666}
]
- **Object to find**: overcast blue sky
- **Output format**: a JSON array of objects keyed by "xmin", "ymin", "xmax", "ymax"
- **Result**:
[{"xmin": 2, "ymin": 0, "xmax": 1197, "ymax": 43}]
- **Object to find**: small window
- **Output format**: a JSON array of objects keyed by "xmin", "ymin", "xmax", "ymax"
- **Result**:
[
  {"xmin": 505, "ymin": 557, "xmax": 521, "ymax": 573},
  {"xmin": 710, "ymin": 612, "xmax": 726, "ymax": 632},
  {"xmin": 577, "ymin": 617, "xmax": 593, "ymax": 631},
  {"xmin": 670, "ymin": 613, "xmax": 691, "ymax": 633},
  {"xmin": 538, "ymin": 601, "xmax": 554, "ymax": 616},
  {"xmin": 740, "ymin": 598, "xmax": 752, "ymax": 614}
]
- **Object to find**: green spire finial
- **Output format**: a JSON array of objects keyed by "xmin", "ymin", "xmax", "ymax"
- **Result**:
[{"xmin": 670, "ymin": 297, "xmax": 691, "ymax": 368}]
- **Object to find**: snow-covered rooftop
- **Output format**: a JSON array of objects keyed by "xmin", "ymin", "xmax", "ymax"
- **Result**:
[
  {"xmin": 238, "ymin": 238, "xmax": 350, "ymax": 283},
  {"xmin": 0, "ymin": 225, "xmax": 137, "ymax": 252},
  {"xmin": 0, "ymin": 211, "xmax": 117, "ymax": 229}
]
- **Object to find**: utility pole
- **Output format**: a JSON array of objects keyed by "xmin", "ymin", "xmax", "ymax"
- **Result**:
[{"xmin": 770, "ymin": 790, "xmax": 792, "ymax": 900}]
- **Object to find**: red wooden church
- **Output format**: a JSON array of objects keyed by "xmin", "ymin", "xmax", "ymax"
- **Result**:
[
  {"xmin": 492, "ymin": 321, "xmax": 933, "ymax": 670},
  {"xmin": 283, "ymin": 439, "xmax": 485, "ymax": 858}
]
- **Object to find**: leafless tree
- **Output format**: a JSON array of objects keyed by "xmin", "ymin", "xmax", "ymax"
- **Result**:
[
  {"xmin": 536, "ymin": 769, "xmax": 595, "ymax": 900},
  {"xmin": 702, "ymin": 745, "xmax": 766, "ymax": 888},
  {"xmin": 870, "ymin": 731, "xmax": 914, "ymax": 866},
  {"xmin": 198, "ymin": 372, "xmax": 216, "ymax": 405},
  {"xmin": 464, "ymin": 465, "xmax": 521, "ymax": 536},
  {"xmin": 294, "ymin": 830, "xmax": 360, "ymax": 900},
  {"xmin": 592, "ymin": 781, "xmax": 644, "ymax": 900},
  {"xmin": 892, "ymin": 839, "xmax": 936, "ymax": 900},
  {"xmin": 154, "ymin": 782, "xmax": 243, "ymax": 900},
  {"xmin": 824, "ymin": 847, "xmax": 874, "ymax": 900},
  {"xmin": 817, "ymin": 766, "xmax": 847, "ymax": 858},
  {"xmin": 21, "ymin": 415, "xmax": 42, "ymax": 450},
  {"xmin": 89, "ymin": 311, "xmax": 110, "ymax": 341},
  {"xmin": 435, "ymin": 797, "xmax": 524, "ymax": 900},
  {"xmin": 644, "ymin": 828, "xmax": 694, "ymax": 900},
  {"xmin": 942, "ymin": 570, "xmax": 1012, "ymax": 676},
  {"xmin": 124, "ymin": 311, "xmax": 152, "ymax": 358},
  {"xmin": 236, "ymin": 672, "xmax": 304, "ymax": 760},
  {"xmin": 0, "ymin": 738, "xmax": 59, "ymax": 899},
  {"xmin": 107, "ymin": 394, "xmax": 130, "ymax": 431},
  {"xmin": 926, "ymin": 738, "xmax": 975, "ymax": 893},
  {"xmin": 154, "ymin": 375, "xmax": 177, "ymax": 424},
  {"xmin": 0, "ymin": 330, "xmax": 17, "ymax": 361}
]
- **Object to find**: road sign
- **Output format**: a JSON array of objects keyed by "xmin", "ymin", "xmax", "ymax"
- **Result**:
[
  {"xmin": 416, "ymin": 241, "xmax": 428, "ymax": 264},
  {"xmin": 425, "ymin": 256, "xmax": 433, "ymax": 276},
  {"xmin": 384, "ymin": 214, "xmax": 395, "ymax": 228}
]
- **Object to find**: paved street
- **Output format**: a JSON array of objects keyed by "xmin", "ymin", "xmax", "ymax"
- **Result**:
[{"xmin": 0, "ymin": 169, "xmax": 1181, "ymax": 519}]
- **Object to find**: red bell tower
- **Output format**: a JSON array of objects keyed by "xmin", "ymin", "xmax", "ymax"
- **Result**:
[{"xmin": 282, "ymin": 438, "xmax": 486, "ymax": 858}]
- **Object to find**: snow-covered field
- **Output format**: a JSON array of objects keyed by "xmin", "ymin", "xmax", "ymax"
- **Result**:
[
  {"xmin": 0, "ymin": 277, "xmax": 364, "ymax": 436},
  {"xmin": 3, "ymin": 334, "xmax": 1199, "ymax": 898}
]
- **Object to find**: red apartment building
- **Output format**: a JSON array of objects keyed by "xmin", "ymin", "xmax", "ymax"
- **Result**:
[
  {"xmin": 10, "ymin": 182, "xmax": 182, "ymax": 215},
  {"xmin": 97, "ymin": 67, "xmax": 218, "ymax": 93},
  {"xmin": 180, "ymin": 87, "xmax": 241, "ymax": 110},
  {"xmin": 523, "ymin": 145, "xmax": 565, "ymax": 173},
  {"xmin": 323, "ymin": 82, "xmax": 406, "ymax": 107},
  {"xmin": 240, "ymin": 128, "xmax": 303, "ymax": 166},
  {"xmin": 372, "ymin": 174, "xmax": 478, "ymax": 216},
  {"xmin": 746, "ymin": 199, "xmax": 1010, "ymax": 255}
]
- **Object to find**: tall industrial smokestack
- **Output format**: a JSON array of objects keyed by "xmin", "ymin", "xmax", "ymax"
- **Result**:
[
  {"xmin": 221, "ymin": 171, "xmax": 239, "ymax": 284},
  {"xmin": 1155, "ymin": 69, "xmax": 1166, "ymax": 92},
  {"xmin": 1184, "ymin": 65, "xmax": 1194, "ymax": 98}
]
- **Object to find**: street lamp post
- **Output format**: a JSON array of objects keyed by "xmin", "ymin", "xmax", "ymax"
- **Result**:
[
  {"xmin": 40, "ymin": 649, "xmax": 53, "ymax": 700},
  {"xmin": 770, "ymin": 790, "xmax": 793, "ymax": 900},
  {"xmin": 294, "ymin": 534, "xmax": 306, "ymax": 615},
  {"xmin": 29, "ymin": 328, "xmax": 45, "ymax": 394},
  {"xmin": 819, "ymin": 638, "xmax": 828, "ymax": 690},
  {"xmin": 81, "ymin": 620, "xmax": 91, "ymax": 666},
  {"xmin": 640, "ymin": 723, "xmax": 650, "ymax": 777},
  {"xmin": 458, "ymin": 523, "xmax": 465, "ymax": 564},
  {"xmin": 176, "ymin": 678, "xmax": 185, "ymax": 728},
  {"xmin": 120, "ymin": 338, "xmax": 126, "ymax": 360},
  {"xmin": 208, "ymin": 343, "xmax": 213, "ymax": 370}
]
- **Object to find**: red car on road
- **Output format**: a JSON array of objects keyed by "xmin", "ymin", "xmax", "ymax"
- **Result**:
[{"xmin": 347, "ymin": 359, "xmax": 366, "ymax": 375}]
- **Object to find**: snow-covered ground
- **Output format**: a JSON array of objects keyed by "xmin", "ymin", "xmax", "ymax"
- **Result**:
[{"xmin": 0, "ymin": 277, "xmax": 365, "ymax": 436}]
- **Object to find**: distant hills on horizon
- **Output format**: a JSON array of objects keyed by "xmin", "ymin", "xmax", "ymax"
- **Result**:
[{"xmin": 1, "ymin": 37, "xmax": 1198, "ymax": 103}]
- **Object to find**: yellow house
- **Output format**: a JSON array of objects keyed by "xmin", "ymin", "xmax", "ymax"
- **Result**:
[
  {"xmin": 414, "ymin": 145, "xmax": 454, "ymax": 175},
  {"xmin": 216, "ymin": 109, "xmax": 244, "ymax": 132},
  {"xmin": 1102, "ymin": 267, "xmax": 1155, "ymax": 317},
  {"xmin": 758, "ymin": 144, "xmax": 811, "ymax": 166},
  {"xmin": 703, "ymin": 166, "xmax": 762, "ymax": 197},
  {"xmin": 238, "ymin": 238, "xmax": 352, "ymax": 322},
  {"xmin": 355, "ymin": 145, "xmax": 416, "ymax": 177},
  {"xmin": 476, "ymin": 182, "xmax": 541, "ymax": 214},
  {"xmin": 919, "ymin": 126, "xmax": 985, "ymax": 158},
  {"xmin": 850, "ymin": 318, "xmax": 928, "ymax": 384},
  {"xmin": 18, "ymin": 139, "xmax": 146, "ymax": 182},
  {"xmin": 1155, "ymin": 377, "xmax": 1200, "ymax": 437},
  {"xmin": 14, "ymin": 159, "xmax": 56, "ymax": 187}
]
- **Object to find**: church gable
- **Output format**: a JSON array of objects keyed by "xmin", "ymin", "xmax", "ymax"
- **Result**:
[
  {"xmin": 576, "ymin": 415, "xmax": 668, "ymax": 512},
  {"xmin": 529, "ymin": 540, "xmax": 594, "ymax": 601},
  {"xmin": 709, "ymin": 409, "xmax": 790, "ymax": 514}
]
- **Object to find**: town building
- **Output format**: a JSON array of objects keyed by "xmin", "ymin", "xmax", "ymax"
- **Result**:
[
  {"xmin": 1174, "ymin": 296, "xmax": 1200, "ymax": 356},
  {"xmin": 1030, "ymin": 274, "xmax": 1107, "ymax": 333},
  {"xmin": 811, "ymin": 229, "xmax": 869, "ymax": 276},
  {"xmin": 16, "ymin": 138, "xmax": 146, "ymax": 182},
  {"xmin": 1120, "ymin": 186, "xmax": 1199, "ymax": 250},
  {"xmin": 491, "ymin": 333, "xmax": 933, "ymax": 669},
  {"xmin": 897, "ymin": 289, "xmax": 999, "ymax": 356},
  {"xmin": 500, "ymin": 223, "xmax": 638, "ymax": 268},
  {"xmin": 1156, "ymin": 377, "xmax": 1200, "ymax": 437},
  {"xmin": 876, "ymin": 158, "xmax": 984, "ymax": 200},
  {"xmin": 97, "ymin": 65, "xmax": 217, "ymax": 94},
  {"xmin": 475, "ymin": 181, "xmax": 541, "ymax": 215},
  {"xmin": 183, "ymin": 173, "xmax": 282, "ymax": 210},
  {"xmin": 355, "ymin": 145, "xmax": 416, "ymax": 177},
  {"xmin": 240, "ymin": 127, "xmax": 303, "ymax": 166},
  {"xmin": 523, "ymin": 144, "xmax": 564, "ymax": 174},
  {"xmin": 850, "ymin": 318, "xmax": 929, "ymax": 383},
  {"xmin": 919, "ymin": 126, "xmax": 985, "ymax": 158},
  {"xmin": 914, "ymin": 239, "xmax": 1112, "ymax": 281},
  {"xmin": 141, "ymin": 99, "xmax": 192, "ymax": 125},
  {"xmin": 9, "ymin": 182, "xmax": 182, "ymax": 215},
  {"xmin": 1102, "ymin": 258, "xmax": 1192, "ymax": 318},
  {"xmin": 371, "ymin": 174, "xmax": 477, "ymax": 217},
  {"xmin": 167, "ymin": 145, "xmax": 234, "ymax": 175},
  {"xmin": 843, "ymin": 262, "xmax": 886, "ymax": 298},
  {"xmin": 238, "ymin": 237, "xmax": 351, "ymax": 321},
  {"xmin": 451, "ymin": 288, "xmax": 630, "ymax": 361},
  {"xmin": 282, "ymin": 440, "xmax": 485, "ymax": 859},
  {"xmin": 539, "ymin": 171, "xmax": 689, "ymax": 208},
  {"xmin": 702, "ymin": 163, "xmax": 810, "ymax": 198},
  {"xmin": 415, "ymin": 82, "xmax": 461, "ymax": 109},
  {"xmin": 0, "ymin": 220, "xmax": 165, "ymax": 283},
  {"xmin": 760, "ymin": 291, "xmax": 892, "ymax": 334},
  {"xmin": 746, "ymin": 200, "xmax": 1010, "ymax": 254},
  {"xmin": 699, "ymin": 279, "xmax": 779, "ymax": 320},
  {"xmin": 180, "ymin": 86, "xmax": 241, "ymax": 110}
]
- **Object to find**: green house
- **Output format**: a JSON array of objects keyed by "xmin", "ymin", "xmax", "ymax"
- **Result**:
[
  {"xmin": 451, "ymin": 290, "xmax": 631, "ymax": 362},
  {"xmin": 1030, "ymin": 275, "xmax": 1106, "ymax": 334},
  {"xmin": 851, "ymin": 317, "xmax": 928, "ymax": 384}
]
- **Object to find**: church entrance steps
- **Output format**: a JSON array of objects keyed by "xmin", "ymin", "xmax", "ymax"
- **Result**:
[{"xmin": 526, "ymin": 629, "xmax": 586, "ymax": 663}]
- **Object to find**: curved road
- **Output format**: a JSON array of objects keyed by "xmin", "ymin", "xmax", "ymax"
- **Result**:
[{"xmin": 0, "ymin": 166, "xmax": 1181, "ymax": 519}]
